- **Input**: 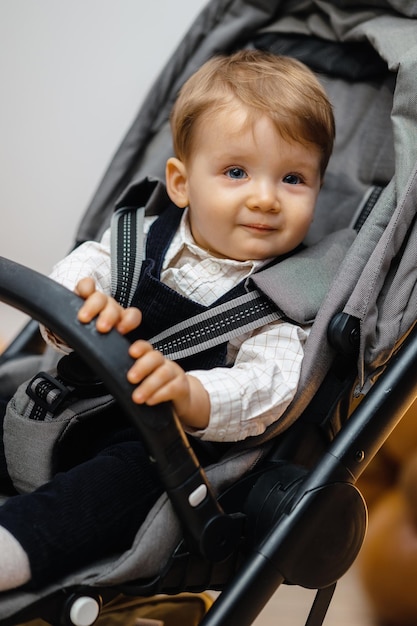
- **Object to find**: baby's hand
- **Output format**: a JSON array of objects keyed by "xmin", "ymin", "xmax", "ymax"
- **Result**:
[
  {"xmin": 75, "ymin": 277, "xmax": 142, "ymax": 335},
  {"xmin": 127, "ymin": 340, "xmax": 210, "ymax": 430},
  {"xmin": 127, "ymin": 340, "xmax": 189, "ymax": 406}
]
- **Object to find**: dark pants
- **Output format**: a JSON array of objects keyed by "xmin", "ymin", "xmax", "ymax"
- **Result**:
[
  {"xmin": 0, "ymin": 402, "xmax": 223, "ymax": 589},
  {"xmin": 0, "ymin": 421, "xmax": 163, "ymax": 587}
]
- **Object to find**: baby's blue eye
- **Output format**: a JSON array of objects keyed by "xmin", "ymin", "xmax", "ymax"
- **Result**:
[
  {"xmin": 226, "ymin": 167, "xmax": 247, "ymax": 179},
  {"xmin": 283, "ymin": 173, "xmax": 302, "ymax": 185}
]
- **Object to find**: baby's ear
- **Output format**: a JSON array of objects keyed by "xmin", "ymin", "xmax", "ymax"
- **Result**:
[{"xmin": 165, "ymin": 157, "xmax": 189, "ymax": 208}]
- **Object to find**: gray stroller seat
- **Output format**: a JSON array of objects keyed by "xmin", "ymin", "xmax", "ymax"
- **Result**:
[{"xmin": 1, "ymin": 1, "xmax": 417, "ymax": 625}]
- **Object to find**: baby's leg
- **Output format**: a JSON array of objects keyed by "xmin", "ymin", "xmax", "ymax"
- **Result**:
[
  {"xmin": 0, "ymin": 526, "xmax": 31, "ymax": 589},
  {"xmin": 0, "ymin": 434, "xmax": 163, "ymax": 590}
]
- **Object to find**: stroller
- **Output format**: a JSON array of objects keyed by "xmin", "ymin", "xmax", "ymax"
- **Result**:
[{"xmin": 1, "ymin": 0, "xmax": 417, "ymax": 624}]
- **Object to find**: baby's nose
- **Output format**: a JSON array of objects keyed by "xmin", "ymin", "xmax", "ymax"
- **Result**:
[{"xmin": 248, "ymin": 180, "xmax": 280, "ymax": 212}]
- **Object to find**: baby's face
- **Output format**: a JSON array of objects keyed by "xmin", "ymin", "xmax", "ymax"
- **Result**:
[{"xmin": 177, "ymin": 106, "xmax": 322, "ymax": 261}]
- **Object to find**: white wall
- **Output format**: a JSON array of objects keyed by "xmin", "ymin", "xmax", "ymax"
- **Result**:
[{"xmin": 0, "ymin": 0, "xmax": 208, "ymax": 346}]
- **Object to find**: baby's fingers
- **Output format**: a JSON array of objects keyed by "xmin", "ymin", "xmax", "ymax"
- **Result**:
[
  {"xmin": 77, "ymin": 290, "xmax": 110, "ymax": 325},
  {"xmin": 127, "ymin": 344, "xmax": 183, "ymax": 405},
  {"xmin": 127, "ymin": 342, "xmax": 163, "ymax": 390},
  {"xmin": 117, "ymin": 307, "xmax": 142, "ymax": 334},
  {"xmin": 75, "ymin": 277, "xmax": 97, "ymax": 299}
]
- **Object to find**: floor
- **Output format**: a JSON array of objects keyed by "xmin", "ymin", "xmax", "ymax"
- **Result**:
[
  {"xmin": 14, "ymin": 568, "xmax": 377, "ymax": 626},
  {"xmin": 251, "ymin": 565, "xmax": 376, "ymax": 626}
]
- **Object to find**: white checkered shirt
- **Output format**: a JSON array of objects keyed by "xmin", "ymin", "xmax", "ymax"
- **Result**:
[{"xmin": 43, "ymin": 209, "xmax": 309, "ymax": 442}]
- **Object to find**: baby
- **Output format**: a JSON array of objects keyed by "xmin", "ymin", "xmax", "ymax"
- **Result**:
[{"xmin": 0, "ymin": 49, "xmax": 334, "ymax": 589}]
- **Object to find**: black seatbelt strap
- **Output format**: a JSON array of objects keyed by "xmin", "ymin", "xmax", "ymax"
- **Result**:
[
  {"xmin": 150, "ymin": 289, "xmax": 283, "ymax": 359},
  {"xmin": 110, "ymin": 206, "xmax": 145, "ymax": 309}
]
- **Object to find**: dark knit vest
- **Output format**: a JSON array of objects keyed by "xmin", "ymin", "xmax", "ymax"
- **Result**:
[{"xmin": 127, "ymin": 202, "xmax": 251, "ymax": 371}]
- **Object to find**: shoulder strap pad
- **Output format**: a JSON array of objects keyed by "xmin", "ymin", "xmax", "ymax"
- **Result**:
[{"xmin": 251, "ymin": 228, "xmax": 357, "ymax": 325}]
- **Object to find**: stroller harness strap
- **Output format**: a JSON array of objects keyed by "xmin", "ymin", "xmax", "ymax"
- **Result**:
[
  {"xmin": 149, "ymin": 290, "xmax": 282, "ymax": 360},
  {"xmin": 110, "ymin": 205, "xmax": 145, "ymax": 309}
]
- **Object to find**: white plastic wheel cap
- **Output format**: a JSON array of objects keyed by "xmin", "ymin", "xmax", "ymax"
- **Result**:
[{"xmin": 69, "ymin": 596, "xmax": 100, "ymax": 626}]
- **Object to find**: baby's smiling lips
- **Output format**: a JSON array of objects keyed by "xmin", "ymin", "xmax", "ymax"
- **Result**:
[{"xmin": 242, "ymin": 222, "xmax": 277, "ymax": 233}]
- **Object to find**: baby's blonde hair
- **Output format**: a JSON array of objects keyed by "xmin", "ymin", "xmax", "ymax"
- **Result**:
[{"xmin": 170, "ymin": 49, "xmax": 335, "ymax": 176}]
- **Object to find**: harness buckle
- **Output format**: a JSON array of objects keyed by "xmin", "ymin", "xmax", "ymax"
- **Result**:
[{"xmin": 26, "ymin": 371, "xmax": 72, "ymax": 416}]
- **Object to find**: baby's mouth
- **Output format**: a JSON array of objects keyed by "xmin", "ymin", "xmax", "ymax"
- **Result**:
[{"xmin": 243, "ymin": 223, "xmax": 277, "ymax": 232}]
